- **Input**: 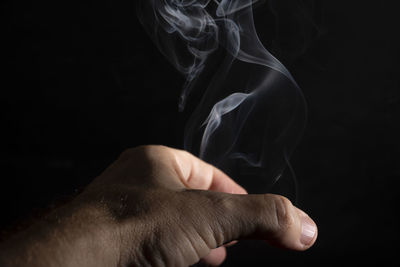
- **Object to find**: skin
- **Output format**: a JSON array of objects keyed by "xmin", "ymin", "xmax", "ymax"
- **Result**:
[{"xmin": 0, "ymin": 145, "xmax": 317, "ymax": 267}]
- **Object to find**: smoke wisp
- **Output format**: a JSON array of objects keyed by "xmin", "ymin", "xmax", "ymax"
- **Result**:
[{"xmin": 138, "ymin": 0, "xmax": 306, "ymax": 193}]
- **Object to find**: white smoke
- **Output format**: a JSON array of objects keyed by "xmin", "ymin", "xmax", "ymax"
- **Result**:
[{"xmin": 138, "ymin": 0, "xmax": 307, "ymax": 192}]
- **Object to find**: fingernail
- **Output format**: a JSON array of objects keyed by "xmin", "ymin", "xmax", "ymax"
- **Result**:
[{"xmin": 300, "ymin": 216, "xmax": 317, "ymax": 246}]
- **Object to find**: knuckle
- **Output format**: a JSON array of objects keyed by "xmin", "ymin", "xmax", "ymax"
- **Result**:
[
  {"xmin": 265, "ymin": 194, "xmax": 295, "ymax": 233},
  {"xmin": 183, "ymin": 191, "xmax": 230, "ymax": 245}
]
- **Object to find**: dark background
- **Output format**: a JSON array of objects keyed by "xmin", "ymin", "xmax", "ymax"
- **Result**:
[{"xmin": 1, "ymin": 0, "xmax": 399, "ymax": 265}]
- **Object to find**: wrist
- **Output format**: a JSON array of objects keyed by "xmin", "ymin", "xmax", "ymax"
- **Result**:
[{"xmin": 0, "ymin": 200, "xmax": 121, "ymax": 267}]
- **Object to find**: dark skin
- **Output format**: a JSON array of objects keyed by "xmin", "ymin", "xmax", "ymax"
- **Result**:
[{"xmin": 0, "ymin": 145, "xmax": 317, "ymax": 266}]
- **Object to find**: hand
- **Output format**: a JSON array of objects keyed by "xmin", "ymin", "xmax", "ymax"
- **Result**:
[{"xmin": 0, "ymin": 145, "xmax": 317, "ymax": 267}]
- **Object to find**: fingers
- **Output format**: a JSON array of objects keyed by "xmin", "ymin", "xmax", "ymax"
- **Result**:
[
  {"xmin": 170, "ymin": 147, "xmax": 247, "ymax": 194},
  {"xmin": 193, "ymin": 192, "xmax": 317, "ymax": 251}
]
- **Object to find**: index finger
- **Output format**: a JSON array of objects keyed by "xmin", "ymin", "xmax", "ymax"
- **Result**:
[{"xmin": 170, "ymin": 148, "xmax": 247, "ymax": 194}]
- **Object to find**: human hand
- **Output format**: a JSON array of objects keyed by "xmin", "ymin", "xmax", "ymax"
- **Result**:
[{"xmin": 0, "ymin": 145, "xmax": 317, "ymax": 267}]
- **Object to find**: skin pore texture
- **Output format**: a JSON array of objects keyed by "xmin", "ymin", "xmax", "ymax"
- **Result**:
[{"xmin": 0, "ymin": 145, "xmax": 317, "ymax": 267}]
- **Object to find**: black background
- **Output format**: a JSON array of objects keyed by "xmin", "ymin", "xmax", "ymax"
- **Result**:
[{"xmin": 1, "ymin": 0, "xmax": 400, "ymax": 265}]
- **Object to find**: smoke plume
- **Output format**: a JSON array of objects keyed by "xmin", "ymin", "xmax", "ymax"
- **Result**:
[{"xmin": 137, "ymin": 0, "xmax": 306, "ymax": 193}]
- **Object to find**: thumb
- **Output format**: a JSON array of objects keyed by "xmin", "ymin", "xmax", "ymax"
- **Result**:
[{"xmin": 195, "ymin": 191, "xmax": 318, "ymax": 251}]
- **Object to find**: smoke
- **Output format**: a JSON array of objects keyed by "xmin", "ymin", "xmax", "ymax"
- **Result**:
[{"xmin": 137, "ymin": 0, "xmax": 306, "ymax": 192}]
